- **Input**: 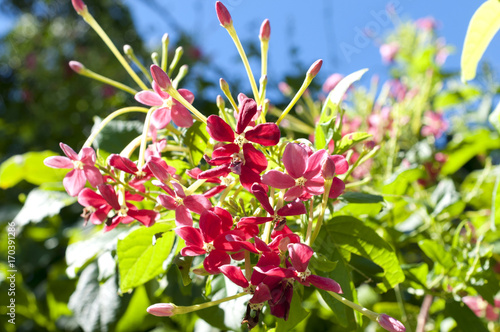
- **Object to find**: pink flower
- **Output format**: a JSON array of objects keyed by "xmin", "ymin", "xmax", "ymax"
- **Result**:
[
  {"xmin": 415, "ymin": 17, "xmax": 437, "ymax": 32},
  {"xmin": 377, "ymin": 314, "xmax": 406, "ymax": 332},
  {"xmin": 135, "ymin": 81, "xmax": 194, "ymax": 129},
  {"xmin": 44, "ymin": 143, "xmax": 103, "ymax": 197},
  {"xmin": 421, "ymin": 111, "xmax": 448, "ymax": 139},
  {"xmin": 322, "ymin": 73, "xmax": 344, "ymax": 93},
  {"xmin": 262, "ymin": 143, "xmax": 327, "ymax": 200},
  {"xmin": 463, "ymin": 296, "xmax": 500, "ymax": 321},
  {"xmin": 380, "ymin": 42, "xmax": 399, "ymax": 64},
  {"xmin": 322, "ymin": 155, "xmax": 348, "ymax": 199}
]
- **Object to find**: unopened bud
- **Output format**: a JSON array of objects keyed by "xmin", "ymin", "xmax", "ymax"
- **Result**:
[
  {"xmin": 162, "ymin": 33, "xmax": 169, "ymax": 44},
  {"xmin": 322, "ymin": 156, "xmax": 336, "ymax": 180},
  {"xmin": 377, "ymin": 314, "xmax": 406, "ymax": 332},
  {"xmin": 259, "ymin": 19, "xmax": 271, "ymax": 41},
  {"xmin": 278, "ymin": 82, "xmax": 292, "ymax": 96},
  {"xmin": 215, "ymin": 1, "xmax": 233, "ymax": 28},
  {"xmin": 216, "ymin": 95, "xmax": 225, "ymax": 109},
  {"xmin": 147, "ymin": 303, "xmax": 177, "ymax": 317},
  {"xmin": 220, "ymin": 78, "xmax": 230, "ymax": 94},
  {"xmin": 71, "ymin": 0, "xmax": 87, "ymax": 14},
  {"xmin": 151, "ymin": 52, "xmax": 159, "ymax": 65},
  {"xmin": 259, "ymin": 75, "xmax": 268, "ymax": 86},
  {"xmin": 307, "ymin": 59, "xmax": 323, "ymax": 78},
  {"xmin": 150, "ymin": 64, "xmax": 172, "ymax": 89},
  {"xmin": 123, "ymin": 44, "xmax": 133, "ymax": 56},
  {"xmin": 69, "ymin": 61, "xmax": 85, "ymax": 73}
]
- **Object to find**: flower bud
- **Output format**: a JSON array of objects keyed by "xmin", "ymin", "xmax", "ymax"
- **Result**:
[
  {"xmin": 71, "ymin": 0, "xmax": 87, "ymax": 14},
  {"xmin": 322, "ymin": 156, "xmax": 336, "ymax": 180},
  {"xmin": 147, "ymin": 303, "xmax": 177, "ymax": 317},
  {"xmin": 219, "ymin": 78, "xmax": 230, "ymax": 94},
  {"xmin": 123, "ymin": 44, "xmax": 133, "ymax": 56},
  {"xmin": 278, "ymin": 82, "xmax": 292, "ymax": 96},
  {"xmin": 150, "ymin": 64, "xmax": 172, "ymax": 90},
  {"xmin": 215, "ymin": 1, "xmax": 233, "ymax": 28},
  {"xmin": 307, "ymin": 59, "xmax": 323, "ymax": 79},
  {"xmin": 69, "ymin": 61, "xmax": 85, "ymax": 73},
  {"xmin": 259, "ymin": 19, "xmax": 271, "ymax": 41},
  {"xmin": 216, "ymin": 95, "xmax": 225, "ymax": 110},
  {"xmin": 377, "ymin": 314, "xmax": 406, "ymax": 332},
  {"xmin": 162, "ymin": 33, "xmax": 169, "ymax": 44}
]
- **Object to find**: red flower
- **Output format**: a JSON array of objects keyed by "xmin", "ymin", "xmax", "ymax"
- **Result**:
[
  {"xmin": 238, "ymin": 183, "xmax": 306, "ymax": 230},
  {"xmin": 199, "ymin": 98, "xmax": 280, "ymax": 190},
  {"xmin": 157, "ymin": 182, "xmax": 212, "ymax": 227},
  {"xmin": 78, "ymin": 184, "xmax": 158, "ymax": 232},
  {"xmin": 44, "ymin": 143, "xmax": 103, "ymax": 196}
]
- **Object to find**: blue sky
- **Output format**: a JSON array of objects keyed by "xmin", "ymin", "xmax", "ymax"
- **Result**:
[
  {"xmin": 121, "ymin": 0, "xmax": 500, "ymax": 89},
  {"xmin": 1, "ymin": 0, "xmax": 499, "ymax": 92}
]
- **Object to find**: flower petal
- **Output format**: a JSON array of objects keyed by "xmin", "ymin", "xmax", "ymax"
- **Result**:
[
  {"xmin": 243, "ymin": 143, "xmax": 267, "ymax": 173},
  {"xmin": 251, "ymin": 183, "xmax": 274, "ymax": 215},
  {"xmin": 60, "ymin": 143, "xmax": 78, "ymax": 160},
  {"xmin": 277, "ymin": 200, "xmax": 306, "ymax": 216},
  {"xmin": 199, "ymin": 209, "xmax": 223, "ymax": 243},
  {"xmin": 135, "ymin": 90, "xmax": 163, "ymax": 106},
  {"xmin": 283, "ymin": 186, "xmax": 305, "ymax": 201},
  {"xmin": 219, "ymin": 265, "xmax": 249, "ymax": 288},
  {"xmin": 283, "ymin": 143, "xmax": 307, "ymax": 179},
  {"xmin": 207, "ymin": 115, "xmax": 235, "ymax": 142},
  {"xmin": 287, "ymin": 243, "xmax": 314, "ymax": 272},
  {"xmin": 330, "ymin": 155, "xmax": 349, "ymax": 174},
  {"xmin": 329, "ymin": 177, "xmax": 345, "ymax": 199},
  {"xmin": 128, "ymin": 208, "xmax": 158, "ymax": 227},
  {"xmin": 261, "ymin": 171, "xmax": 295, "ymax": 189},
  {"xmin": 184, "ymin": 194, "xmax": 212, "ymax": 214},
  {"xmin": 204, "ymin": 249, "xmax": 230, "ymax": 274},
  {"xmin": 236, "ymin": 98, "xmax": 257, "ymax": 134},
  {"xmin": 245, "ymin": 123, "xmax": 281, "ymax": 146},
  {"xmin": 303, "ymin": 149, "xmax": 328, "ymax": 179},
  {"xmin": 239, "ymin": 167, "xmax": 263, "ymax": 191},
  {"xmin": 78, "ymin": 188, "xmax": 107, "ymax": 207},
  {"xmin": 157, "ymin": 194, "xmax": 177, "ymax": 210},
  {"xmin": 212, "ymin": 143, "xmax": 239, "ymax": 159},
  {"xmin": 307, "ymin": 274, "xmax": 343, "ymax": 293},
  {"xmin": 44, "ymin": 156, "xmax": 73, "ymax": 169},
  {"xmin": 108, "ymin": 154, "xmax": 138, "ymax": 174},
  {"xmin": 178, "ymin": 89, "xmax": 194, "ymax": 104},
  {"xmin": 63, "ymin": 169, "xmax": 86, "ymax": 196},
  {"xmin": 151, "ymin": 107, "xmax": 172, "ymax": 129},
  {"xmin": 175, "ymin": 226, "xmax": 203, "ymax": 248},
  {"xmin": 250, "ymin": 283, "xmax": 272, "ymax": 304},
  {"xmin": 98, "ymin": 184, "xmax": 121, "ymax": 210},
  {"xmin": 175, "ymin": 205, "xmax": 193, "ymax": 226},
  {"xmin": 198, "ymin": 165, "xmax": 231, "ymax": 179},
  {"xmin": 171, "ymin": 104, "xmax": 193, "ymax": 128},
  {"xmin": 82, "ymin": 165, "xmax": 104, "ymax": 187}
]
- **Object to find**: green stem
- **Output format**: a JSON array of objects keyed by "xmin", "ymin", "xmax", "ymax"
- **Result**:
[
  {"xmin": 166, "ymin": 87, "xmax": 207, "ymax": 124},
  {"xmin": 226, "ymin": 26, "xmax": 260, "ymax": 105},
  {"xmin": 276, "ymin": 75, "xmax": 314, "ymax": 126},
  {"xmin": 78, "ymin": 67, "xmax": 138, "ymax": 95},
  {"xmin": 137, "ymin": 107, "xmax": 155, "ymax": 171},
  {"xmin": 305, "ymin": 198, "xmax": 314, "ymax": 245},
  {"xmin": 124, "ymin": 46, "xmax": 152, "ymax": 82},
  {"xmin": 175, "ymin": 292, "xmax": 248, "ymax": 315},
  {"xmin": 82, "ymin": 107, "xmax": 150, "ymax": 148},
  {"xmin": 80, "ymin": 11, "xmax": 149, "ymax": 91},
  {"xmin": 310, "ymin": 179, "xmax": 333, "ymax": 244},
  {"xmin": 327, "ymin": 291, "xmax": 378, "ymax": 321}
]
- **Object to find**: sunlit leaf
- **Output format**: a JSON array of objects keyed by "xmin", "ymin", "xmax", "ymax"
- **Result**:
[
  {"xmin": 117, "ymin": 223, "xmax": 175, "ymax": 292},
  {"xmin": 184, "ymin": 121, "xmax": 209, "ymax": 166},
  {"xmin": 461, "ymin": 0, "xmax": 500, "ymax": 82}
]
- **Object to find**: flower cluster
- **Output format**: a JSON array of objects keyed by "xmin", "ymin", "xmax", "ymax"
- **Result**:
[{"xmin": 45, "ymin": 1, "xmax": 408, "ymax": 331}]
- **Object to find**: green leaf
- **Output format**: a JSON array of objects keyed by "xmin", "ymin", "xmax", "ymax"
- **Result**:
[
  {"xmin": 184, "ymin": 121, "xmax": 209, "ymax": 166},
  {"xmin": 335, "ymin": 132, "xmax": 372, "ymax": 155},
  {"xmin": 117, "ymin": 223, "xmax": 175, "ymax": 292},
  {"xmin": 275, "ymin": 288, "xmax": 310, "ymax": 332},
  {"xmin": 315, "ymin": 68, "xmax": 368, "ymax": 150},
  {"xmin": 461, "ymin": 0, "xmax": 500, "ymax": 82},
  {"xmin": 430, "ymin": 179, "xmax": 462, "ymax": 217},
  {"xmin": 115, "ymin": 286, "xmax": 150, "ymax": 332},
  {"xmin": 444, "ymin": 299, "xmax": 489, "ymax": 332},
  {"xmin": 442, "ymin": 130, "xmax": 500, "ymax": 175},
  {"xmin": 316, "ymin": 216, "xmax": 405, "ymax": 293},
  {"xmin": 68, "ymin": 263, "xmax": 131, "ymax": 332},
  {"xmin": 0, "ymin": 151, "xmax": 66, "ymax": 189},
  {"xmin": 91, "ymin": 117, "xmax": 143, "ymax": 153},
  {"xmin": 341, "ymin": 192, "xmax": 384, "ymax": 204},
  {"xmin": 418, "ymin": 240, "xmax": 455, "ymax": 270},
  {"xmin": 66, "ymin": 228, "xmax": 129, "ymax": 278},
  {"xmin": 383, "ymin": 166, "xmax": 425, "ymax": 196},
  {"xmin": 316, "ymin": 246, "xmax": 357, "ymax": 329},
  {"xmin": 489, "ymin": 99, "xmax": 500, "ymax": 133},
  {"xmin": 13, "ymin": 189, "xmax": 76, "ymax": 227}
]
